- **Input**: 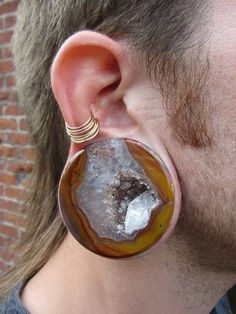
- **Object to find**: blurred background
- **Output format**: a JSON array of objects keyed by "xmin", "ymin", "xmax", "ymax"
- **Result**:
[
  {"xmin": 0, "ymin": 0, "xmax": 235, "ymax": 312},
  {"xmin": 0, "ymin": 0, "xmax": 34, "ymax": 275}
]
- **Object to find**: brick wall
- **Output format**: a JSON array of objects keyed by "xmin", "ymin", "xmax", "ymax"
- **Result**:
[{"xmin": 0, "ymin": 0, "xmax": 34, "ymax": 274}]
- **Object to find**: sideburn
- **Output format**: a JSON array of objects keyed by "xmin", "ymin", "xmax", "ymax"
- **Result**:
[{"xmin": 158, "ymin": 53, "xmax": 212, "ymax": 148}]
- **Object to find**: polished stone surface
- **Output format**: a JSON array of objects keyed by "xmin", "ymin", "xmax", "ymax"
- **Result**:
[{"xmin": 58, "ymin": 138, "xmax": 175, "ymax": 258}]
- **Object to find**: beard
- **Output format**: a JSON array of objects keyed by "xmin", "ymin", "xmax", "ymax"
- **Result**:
[
  {"xmin": 174, "ymin": 182, "xmax": 236, "ymax": 273},
  {"xmin": 159, "ymin": 52, "xmax": 236, "ymax": 273},
  {"xmin": 171, "ymin": 115, "xmax": 236, "ymax": 273}
]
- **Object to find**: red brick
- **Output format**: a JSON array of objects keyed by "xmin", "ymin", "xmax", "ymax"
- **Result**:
[
  {"xmin": 8, "ymin": 132, "xmax": 31, "ymax": 145},
  {"xmin": 21, "ymin": 146, "xmax": 35, "ymax": 161},
  {"xmin": 0, "ymin": 92, "xmax": 18, "ymax": 101},
  {"xmin": 0, "ymin": 197, "xmax": 19, "ymax": 210},
  {"xmin": 0, "ymin": 61, "xmax": 13, "ymax": 73},
  {"xmin": 0, "ymin": 235, "xmax": 10, "ymax": 247},
  {"xmin": 0, "ymin": 184, "xmax": 4, "ymax": 195},
  {"xmin": 0, "ymin": 92, "xmax": 9, "ymax": 101},
  {"xmin": 0, "ymin": 161, "xmax": 4, "ymax": 170},
  {"xmin": 4, "ymin": 104, "xmax": 24, "ymax": 116},
  {"xmin": 1, "ymin": 249, "xmax": 15, "ymax": 262},
  {"xmin": 8, "ymin": 91, "xmax": 18, "ymax": 101},
  {"xmin": 0, "ymin": 48, "xmax": 3, "ymax": 59},
  {"xmin": 8, "ymin": 160, "xmax": 33, "ymax": 174},
  {"xmin": 0, "ymin": 223, "xmax": 18, "ymax": 237},
  {"xmin": 0, "ymin": 211, "xmax": 26, "ymax": 228},
  {"xmin": 0, "ymin": 117, "xmax": 17, "ymax": 130},
  {"xmin": 0, "ymin": 2, "xmax": 19, "ymax": 15},
  {"xmin": 6, "ymin": 75, "xmax": 15, "ymax": 87},
  {"xmin": 0, "ymin": 132, "xmax": 5, "ymax": 144},
  {"xmin": 5, "ymin": 15, "xmax": 16, "ymax": 28},
  {"xmin": 4, "ymin": 47, "xmax": 13, "ymax": 59},
  {"xmin": 0, "ymin": 31, "xmax": 13, "ymax": 44},
  {"xmin": 5, "ymin": 186, "xmax": 27, "ymax": 201},
  {"xmin": 0, "ymin": 18, "xmax": 3, "ymax": 30},
  {"xmin": 0, "ymin": 171, "xmax": 16, "ymax": 185},
  {"xmin": 0, "ymin": 145, "xmax": 19, "ymax": 157}
]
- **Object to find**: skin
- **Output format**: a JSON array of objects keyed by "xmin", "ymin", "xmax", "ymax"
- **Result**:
[{"xmin": 20, "ymin": 0, "xmax": 235, "ymax": 313}]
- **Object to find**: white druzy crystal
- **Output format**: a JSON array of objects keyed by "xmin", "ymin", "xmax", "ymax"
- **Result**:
[{"xmin": 124, "ymin": 190, "xmax": 160, "ymax": 234}]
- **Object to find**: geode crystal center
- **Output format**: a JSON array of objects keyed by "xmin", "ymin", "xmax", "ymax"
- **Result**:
[{"xmin": 76, "ymin": 139, "xmax": 163, "ymax": 241}]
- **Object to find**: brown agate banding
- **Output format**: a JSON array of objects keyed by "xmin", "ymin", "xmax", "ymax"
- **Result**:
[{"xmin": 58, "ymin": 138, "xmax": 175, "ymax": 258}]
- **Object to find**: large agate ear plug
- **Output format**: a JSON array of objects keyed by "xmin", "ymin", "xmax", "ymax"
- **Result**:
[{"xmin": 59, "ymin": 114, "xmax": 176, "ymax": 258}]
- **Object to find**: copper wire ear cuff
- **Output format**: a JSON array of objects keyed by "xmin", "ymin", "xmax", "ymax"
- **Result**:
[{"xmin": 65, "ymin": 113, "xmax": 100, "ymax": 143}]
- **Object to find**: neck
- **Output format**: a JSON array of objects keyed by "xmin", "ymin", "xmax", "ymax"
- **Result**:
[{"xmin": 21, "ymin": 232, "xmax": 234, "ymax": 314}]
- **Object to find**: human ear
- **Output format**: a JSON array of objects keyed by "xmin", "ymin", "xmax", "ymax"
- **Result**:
[
  {"xmin": 51, "ymin": 31, "xmax": 181, "ymax": 255},
  {"xmin": 50, "ymin": 30, "xmax": 138, "ymax": 155}
]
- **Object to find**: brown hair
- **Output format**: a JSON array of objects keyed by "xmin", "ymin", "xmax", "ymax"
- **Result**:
[{"xmin": 0, "ymin": 0, "xmax": 209, "ymax": 300}]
